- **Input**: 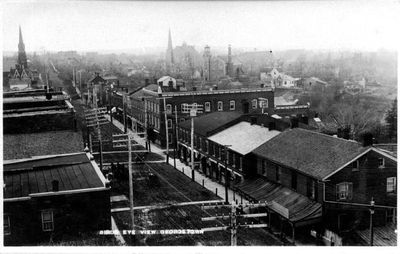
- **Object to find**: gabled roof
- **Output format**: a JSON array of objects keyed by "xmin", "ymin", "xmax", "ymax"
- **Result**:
[
  {"xmin": 208, "ymin": 122, "xmax": 280, "ymax": 155},
  {"xmin": 4, "ymin": 153, "xmax": 107, "ymax": 199},
  {"xmin": 179, "ymin": 111, "xmax": 242, "ymax": 137},
  {"xmin": 252, "ymin": 128, "xmax": 369, "ymax": 180}
]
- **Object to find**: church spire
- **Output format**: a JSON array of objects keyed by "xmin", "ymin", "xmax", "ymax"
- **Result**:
[{"xmin": 18, "ymin": 25, "xmax": 28, "ymax": 69}]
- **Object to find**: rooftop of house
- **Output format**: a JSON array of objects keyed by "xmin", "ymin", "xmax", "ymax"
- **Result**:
[
  {"xmin": 3, "ymin": 130, "xmax": 84, "ymax": 160},
  {"xmin": 179, "ymin": 111, "xmax": 243, "ymax": 137},
  {"xmin": 208, "ymin": 121, "xmax": 280, "ymax": 155},
  {"xmin": 252, "ymin": 128, "xmax": 369, "ymax": 180},
  {"xmin": 3, "ymin": 153, "xmax": 107, "ymax": 200}
]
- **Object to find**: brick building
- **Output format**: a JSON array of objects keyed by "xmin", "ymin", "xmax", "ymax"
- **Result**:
[
  {"xmin": 3, "ymin": 152, "xmax": 111, "ymax": 245},
  {"xmin": 246, "ymin": 128, "xmax": 397, "ymax": 245},
  {"xmin": 3, "ymin": 89, "xmax": 76, "ymax": 134}
]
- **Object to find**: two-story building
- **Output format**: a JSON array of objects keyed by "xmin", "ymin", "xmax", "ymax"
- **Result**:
[
  {"xmin": 3, "ymin": 152, "xmax": 111, "ymax": 245},
  {"xmin": 242, "ymin": 128, "xmax": 397, "ymax": 245}
]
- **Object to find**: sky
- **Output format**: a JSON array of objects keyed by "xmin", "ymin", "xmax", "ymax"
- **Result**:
[{"xmin": 2, "ymin": 0, "xmax": 400, "ymax": 53}]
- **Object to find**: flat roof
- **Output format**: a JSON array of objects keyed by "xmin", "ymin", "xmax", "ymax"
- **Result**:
[
  {"xmin": 208, "ymin": 121, "xmax": 280, "ymax": 155},
  {"xmin": 3, "ymin": 131, "xmax": 84, "ymax": 160}
]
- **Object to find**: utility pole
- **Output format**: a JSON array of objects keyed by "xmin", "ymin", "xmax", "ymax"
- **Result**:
[
  {"xmin": 163, "ymin": 97, "xmax": 169, "ymax": 163},
  {"xmin": 188, "ymin": 103, "xmax": 203, "ymax": 181},
  {"xmin": 123, "ymin": 94, "xmax": 127, "ymax": 133},
  {"xmin": 369, "ymin": 197, "xmax": 375, "ymax": 246},
  {"xmin": 85, "ymin": 107, "xmax": 108, "ymax": 171},
  {"xmin": 112, "ymin": 133, "xmax": 147, "ymax": 231},
  {"xmin": 174, "ymin": 105, "xmax": 178, "ymax": 169},
  {"xmin": 201, "ymin": 202, "xmax": 269, "ymax": 246},
  {"xmin": 223, "ymin": 145, "xmax": 232, "ymax": 204}
]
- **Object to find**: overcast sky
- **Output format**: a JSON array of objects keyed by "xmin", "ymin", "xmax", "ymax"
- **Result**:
[{"xmin": 2, "ymin": 0, "xmax": 400, "ymax": 53}]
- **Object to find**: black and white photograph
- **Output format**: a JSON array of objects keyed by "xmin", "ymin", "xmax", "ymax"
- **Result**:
[{"xmin": 1, "ymin": 0, "xmax": 398, "ymax": 250}]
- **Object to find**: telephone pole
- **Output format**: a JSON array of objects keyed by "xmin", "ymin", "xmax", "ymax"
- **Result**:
[
  {"xmin": 85, "ymin": 107, "xmax": 108, "ymax": 171},
  {"xmin": 201, "ymin": 202, "xmax": 269, "ymax": 246},
  {"xmin": 113, "ymin": 133, "xmax": 148, "ymax": 230}
]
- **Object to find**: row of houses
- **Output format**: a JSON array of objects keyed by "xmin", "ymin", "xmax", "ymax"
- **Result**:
[{"xmin": 175, "ymin": 110, "xmax": 397, "ymax": 246}]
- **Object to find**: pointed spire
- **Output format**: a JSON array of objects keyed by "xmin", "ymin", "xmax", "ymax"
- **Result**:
[{"xmin": 18, "ymin": 25, "xmax": 28, "ymax": 69}]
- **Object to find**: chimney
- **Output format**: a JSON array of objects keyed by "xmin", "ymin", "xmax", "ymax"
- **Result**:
[
  {"xmin": 192, "ymin": 87, "xmax": 197, "ymax": 91},
  {"xmin": 52, "ymin": 180, "xmax": 59, "ymax": 192},
  {"xmin": 343, "ymin": 126, "xmax": 350, "ymax": 140},
  {"xmin": 362, "ymin": 133, "xmax": 373, "ymax": 147},
  {"xmin": 260, "ymin": 83, "xmax": 265, "ymax": 88}
]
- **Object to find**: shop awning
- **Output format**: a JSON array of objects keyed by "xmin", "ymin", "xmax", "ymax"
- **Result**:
[{"xmin": 235, "ymin": 178, "xmax": 322, "ymax": 226}]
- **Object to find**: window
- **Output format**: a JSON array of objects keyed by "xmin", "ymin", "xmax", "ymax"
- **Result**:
[
  {"xmin": 166, "ymin": 104, "xmax": 172, "ymax": 114},
  {"xmin": 307, "ymin": 178, "xmax": 317, "ymax": 200},
  {"xmin": 352, "ymin": 160, "xmax": 359, "ymax": 171},
  {"xmin": 205, "ymin": 102, "xmax": 211, "ymax": 112},
  {"xmin": 232, "ymin": 153, "xmax": 236, "ymax": 167},
  {"xmin": 387, "ymin": 177, "xmax": 396, "ymax": 194},
  {"xmin": 291, "ymin": 171, "xmax": 297, "ymax": 190},
  {"xmin": 239, "ymin": 157, "xmax": 243, "ymax": 171},
  {"xmin": 259, "ymin": 99, "xmax": 268, "ymax": 109},
  {"xmin": 226, "ymin": 151, "xmax": 230, "ymax": 164},
  {"xmin": 378, "ymin": 158, "xmax": 385, "ymax": 168},
  {"xmin": 251, "ymin": 99, "xmax": 257, "ymax": 109},
  {"xmin": 4, "ymin": 215, "xmax": 10, "ymax": 235},
  {"xmin": 181, "ymin": 103, "xmax": 189, "ymax": 113},
  {"xmin": 167, "ymin": 119, "xmax": 172, "ymax": 129},
  {"xmin": 229, "ymin": 100, "xmax": 235, "ymax": 110},
  {"xmin": 217, "ymin": 101, "xmax": 223, "ymax": 111},
  {"xmin": 275, "ymin": 165, "xmax": 281, "ymax": 183},
  {"xmin": 336, "ymin": 182, "xmax": 353, "ymax": 201},
  {"xmin": 205, "ymin": 140, "xmax": 209, "ymax": 153},
  {"xmin": 41, "ymin": 210, "xmax": 54, "ymax": 232},
  {"xmin": 261, "ymin": 160, "xmax": 267, "ymax": 176}
]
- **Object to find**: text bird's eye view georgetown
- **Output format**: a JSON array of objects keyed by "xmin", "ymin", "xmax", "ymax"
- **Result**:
[{"xmin": 1, "ymin": 0, "xmax": 398, "ymax": 249}]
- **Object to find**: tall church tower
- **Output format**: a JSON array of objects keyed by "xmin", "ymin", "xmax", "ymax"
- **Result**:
[
  {"xmin": 18, "ymin": 26, "xmax": 28, "ymax": 69},
  {"xmin": 166, "ymin": 29, "xmax": 174, "ymax": 72}
]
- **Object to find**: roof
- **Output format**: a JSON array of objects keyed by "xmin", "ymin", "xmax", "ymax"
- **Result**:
[
  {"xmin": 208, "ymin": 122, "xmax": 280, "ymax": 155},
  {"xmin": 252, "ymin": 128, "xmax": 369, "ymax": 180},
  {"xmin": 3, "ymin": 131, "xmax": 84, "ymax": 160},
  {"xmin": 179, "ymin": 111, "xmax": 242, "ymax": 137},
  {"xmin": 3, "ymin": 153, "xmax": 106, "ymax": 199},
  {"xmin": 235, "ymin": 178, "xmax": 322, "ymax": 223},
  {"xmin": 158, "ymin": 76, "xmax": 175, "ymax": 82},
  {"xmin": 274, "ymin": 96, "xmax": 298, "ymax": 106}
]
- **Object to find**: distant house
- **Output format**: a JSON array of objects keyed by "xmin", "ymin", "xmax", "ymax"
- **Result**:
[
  {"xmin": 245, "ymin": 128, "xmax": 397, "ymax": 245},
  {"xmin": 302, "ymin": 77, "xmax": 329, "ymax": 90},
  {"xmin": 260, "ymin": 67, "xmax": 297, "ymax": 88},
  {"xmin": 3, "ymin": 152, "xmax": 111, "ymax": 246}
]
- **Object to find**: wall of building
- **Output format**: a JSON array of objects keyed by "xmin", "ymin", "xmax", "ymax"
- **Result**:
[
  {"xmin": 324, "ymin": 150, "xmax": 397, "ymax": 231},
  {"xmin": 4, "ymin": 189, "xmax": 111, "ymax": 246},
  {"xmin": 3, "ymin": 110, "xmax": 76, "ymax": 134}
]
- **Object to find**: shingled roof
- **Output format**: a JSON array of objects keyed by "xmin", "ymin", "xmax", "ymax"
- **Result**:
[
  {"xmin": 179, "ymin": 111, "xmax": 242, "ymax": 137},
  {"xmin": 252, "ymin": 128, "xmax": 369, "ymax": 180}
]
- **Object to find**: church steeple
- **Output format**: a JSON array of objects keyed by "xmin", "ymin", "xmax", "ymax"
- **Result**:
[{"xmin": 18, "ymin": 25, "xmax": 28, "ymax": 69}]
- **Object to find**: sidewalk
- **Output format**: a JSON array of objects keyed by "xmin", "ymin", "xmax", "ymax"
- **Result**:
[{"xmin": 104, "ymin": 114, "xmax": 248, "ymax": 204}]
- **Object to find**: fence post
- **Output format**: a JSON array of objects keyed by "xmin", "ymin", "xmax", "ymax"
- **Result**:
[{"xmin": 202, "ymin": 179, "xmax": 205, "ymax": 187}]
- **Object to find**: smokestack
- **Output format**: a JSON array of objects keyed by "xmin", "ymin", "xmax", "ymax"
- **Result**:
[{"xmin": 52, "ymin": 180, "xmax": 59, "ymax": 192}]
